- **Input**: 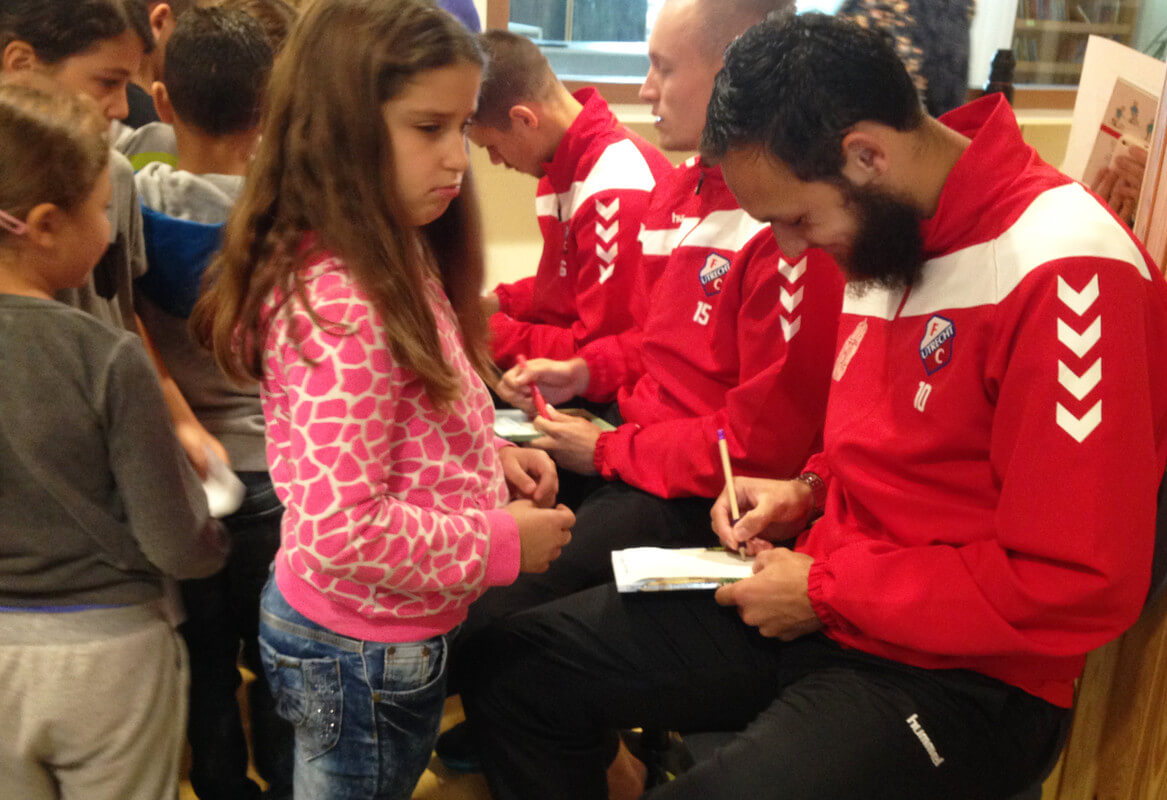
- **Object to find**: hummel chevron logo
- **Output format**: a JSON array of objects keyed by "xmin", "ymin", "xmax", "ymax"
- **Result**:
[
  {"xmin": 1057, "ymin": 275, "xmax": 1099, "ymax": 316},
  {"xmin": 597, "ymin": 243, "xmax": 618, "ymax": 263},
  {"xmin": 596, "ymin": 221, "xmax": 618, "ymax": 243},
  {"xmin": 781, "ymin": 315, "xmax": 801, "ymax": 341},
  {"xmin": 778, "ymin": 257, "xmax": 806, "ymax": 283},
  {"xmin": 780, "ymin": 286, "xmax": 804, "ymax": 313},
  {"xmin": 1057, "ymin": 317, "xmax": 1101, "ymax": 358},
  {"xmin": 1058, "ymin": 359, "xmax": 1101, "ymax": 401},
  {"xmin": 599, "ymin": 264, "xmax": 615, "ymax": 284},
  {"xmin": 1057, "ymin": 401, "xmax": 1101, "ymax": 443},
  {"xmin": 596, "ymin": 199, "xmax": 619, "ymax": 220}
]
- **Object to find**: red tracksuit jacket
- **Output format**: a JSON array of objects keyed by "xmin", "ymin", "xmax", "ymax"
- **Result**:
[
  {"xmin": 490, "ymin": 89, "xmax": 672, "ymax": 368},
  {"xmin": 800, "ymin": 95, "xmax": 1167, "ymax": 707},
  {"xmin": 580, "ymin": 158, "xmax": 845, "ymax": 498}
]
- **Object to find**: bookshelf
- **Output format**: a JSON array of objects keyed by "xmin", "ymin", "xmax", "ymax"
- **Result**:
[{"xmin": 1014, "ymin": 0, "xmax": 1141, "ymax": 85}]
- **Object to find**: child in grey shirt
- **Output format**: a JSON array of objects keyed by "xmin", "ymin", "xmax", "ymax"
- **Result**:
[{"xmin": 0, "ymin": 83, "xmax": 227, "ymax": 800}]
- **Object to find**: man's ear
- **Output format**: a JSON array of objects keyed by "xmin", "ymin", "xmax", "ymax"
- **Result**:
[
  {"xmin": 151, "ymin": 81, "xmax": 175, "ymax": 124},
  {"xmin": 508, "ymin": 104, "xmax": 539, "ymax": 130},
  {"xmin": 1, "ymin": 40, "xmax": 39, "ymax": 74},
  {"xmin": 839, "ymin": 129, "xmax": 889, "ymax": 187}
]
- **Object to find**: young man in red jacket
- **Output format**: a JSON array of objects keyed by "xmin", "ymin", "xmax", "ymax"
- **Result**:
[
  {"xmin": 491, "ymin": 0, "xmax": 838, "ymax": 591},
  {"xmin": 439, "ymin": 0, "xmax": 840, "ymax": 773},
  {"xmin": 470, "ymin": 30, "xmax": 672, "ymax": 369},
  {"xmin": 464, "ymin": 12, "xmax": 1167, "ymax": 800}
]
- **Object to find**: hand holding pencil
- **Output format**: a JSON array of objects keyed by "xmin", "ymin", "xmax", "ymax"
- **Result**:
[
  {"xmin": 711, "ymin": 474, "xmax": 813, "ymax": 557},
  {"xmin": 716, "ymin": 430, "xmax": 748, "ymax": 559},
  {"xmin": 496, "ymin": 356, "xmax": 589, "ymax": 417},
  {"xmin": 516, "ymin": 355, "xmax": 551, "ymax": 420}
]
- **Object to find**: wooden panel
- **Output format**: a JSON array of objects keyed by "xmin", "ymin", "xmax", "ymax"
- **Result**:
[
  {"xmin": 1052, "ymin": 640, "xmax": 1122, "ymax": 800},
  {"xmin": 1048, "ymin": 592, "xmax": 1167, "ymax": 800},
  {"xmin": 1094, "ymin": 592, "xmax": 1167, "ymax": 800}
]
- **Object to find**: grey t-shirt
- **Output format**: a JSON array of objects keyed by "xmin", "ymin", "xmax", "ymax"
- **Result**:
[
  {"xmin": 134, "ymin": 163, "xmax": 267, "ymax": 470},
  {"xmin": 54, "ymin": 149, "xmax": 146, "ymax": 333},
  {"xmin": 0, "ymin": 295, "xmax": 225, "ymax": 607}
]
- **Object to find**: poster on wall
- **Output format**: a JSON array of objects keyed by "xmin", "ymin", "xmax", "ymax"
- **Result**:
[{"xmin": 1062, "ymin": 36, "xmax": 1164, "ymax": 182}]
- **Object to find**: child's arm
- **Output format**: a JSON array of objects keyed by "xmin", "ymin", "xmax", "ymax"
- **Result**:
[
  {"xmin": 106, "ymin": 335, "xmax": 229, "ymax": 580},
  {"xmin": 134, "ymin": 313, "xmax": 229, "ymax": 478},
  {"xmin": 269, "ymin": 288, "xmax": 522, "ymax": 594}
]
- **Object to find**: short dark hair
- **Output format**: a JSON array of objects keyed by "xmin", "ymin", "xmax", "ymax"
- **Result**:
[
  {"xmin": 209, "ymin": 0, "xmax": 299, "ymax": 55},
  {"xmin": 474, "ymin": 30, "xmax": 556, "ymax": 129},
  {"xmin": 701, "ymin": 12, "xmax": 924, "ymax": 181},
  {"xmin": 0, "ymin": 0, "xmax": 154, "ymax": 64},
  {"xmin": 162, "ymin": 6, "xmax": 272, "ymax": 135}
]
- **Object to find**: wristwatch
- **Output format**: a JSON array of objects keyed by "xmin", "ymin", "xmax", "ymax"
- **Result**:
[{"xmin": 794, "ymin": 471, "xmax": 826, "ymax": 514}]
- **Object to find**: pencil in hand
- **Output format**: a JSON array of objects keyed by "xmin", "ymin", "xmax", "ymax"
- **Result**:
[
  {"xmin": 716, "ymin": 429, "xmax": 748, "ymax": 559},
  {"xmin": 516, "ymin": 354, "xmax": 551, "ymax": 420}
]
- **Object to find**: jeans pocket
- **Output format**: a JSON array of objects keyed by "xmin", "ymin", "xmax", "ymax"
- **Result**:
[
  {"xmin": 374, "ymin": 637, "xmax": 449, "ymax": 798},
  {"xmin": 259, "ymin": 639, "xmax": 343, "ymax": 761},
  {"xmin": 381, "ymin": 635, "xmax": 447, "ymax": 694}
]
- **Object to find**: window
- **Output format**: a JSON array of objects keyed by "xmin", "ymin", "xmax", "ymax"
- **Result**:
[{"xmin": 486, "ymin": 0, "xmax": 1167, "ymax": 105}]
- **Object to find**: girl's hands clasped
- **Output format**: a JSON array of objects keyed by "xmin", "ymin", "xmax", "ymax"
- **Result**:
[
  {"xmin": 499, "ymin": 446, "xmax": 558, "ymax": 507},
  {"xmin": 506, "ymin": 499, "xmax": 574, "ymax": 573},
  {"xmin": 711, "ymin": 476, "xmax": 813, "ymax": 556}
]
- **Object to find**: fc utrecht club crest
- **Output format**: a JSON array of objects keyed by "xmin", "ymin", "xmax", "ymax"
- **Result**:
[
  {"xmin": 699, "ymin": 253, "xmax": 731, "ymax": 297},
  {"xmin": 919, "ymin": 315, "xmax": 955, "ymax": 374}
]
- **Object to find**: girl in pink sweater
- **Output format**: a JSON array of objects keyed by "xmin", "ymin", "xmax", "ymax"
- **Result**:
[{"xmin": 193, "ymin": 1, "xmax": 573, "ymax": 797}]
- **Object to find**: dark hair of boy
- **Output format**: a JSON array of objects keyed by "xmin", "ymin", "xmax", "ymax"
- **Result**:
[
  {"xmin": 162, "ymin": 6, "xmax": 272, "ymax": 136},
  {"xmin": 0, "ymin": 0, "xmax": 154, "ymax": 63},
  {"xmin": 701, "ymin": 11, "xmax": 924, "ymax": 182},
  {"xmin": 210, "ymin": 0, "xmax": 299, "ymax": 55},
  {"xmin": 473, "ymin": 30, "xmax": 555, "ymax": 130}
]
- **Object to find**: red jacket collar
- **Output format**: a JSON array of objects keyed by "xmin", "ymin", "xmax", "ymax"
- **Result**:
[
  {"xmin": 541, "ymin": 88, "xmax": 621, "ymax": 190},
  {"xmin": 920, "ymin": 94, "xmax": 1065, "ymax": 258}
]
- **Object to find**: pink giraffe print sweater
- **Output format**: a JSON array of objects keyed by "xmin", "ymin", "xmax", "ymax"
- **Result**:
[{"xmin": 262, "ymin": 252, "xmax": 520, "ymax": 643}]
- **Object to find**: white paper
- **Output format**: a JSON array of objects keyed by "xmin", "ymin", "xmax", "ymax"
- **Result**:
[
  {"xmin": 202, "ymin": 446, "xmax": 245, "ymax": 518},
  {"xmin": 611, "ymin": 546, "xmax": 753, "ymax": 592}
]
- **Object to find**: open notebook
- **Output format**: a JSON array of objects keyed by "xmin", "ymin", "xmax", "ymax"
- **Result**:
[{"xmin": 611, "ymin": 546, "xmax": 754, "ymax": 592}]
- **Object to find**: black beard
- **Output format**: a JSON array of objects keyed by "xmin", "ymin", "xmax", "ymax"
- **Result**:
[{"xmin": 839, "ymin": 182, "xmax": 925, "ymax": 294}]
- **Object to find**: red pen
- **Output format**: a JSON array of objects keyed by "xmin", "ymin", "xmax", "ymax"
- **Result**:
[{"xmin": 516, "ymin": 355, "xmax": 551, "ymax": 420}]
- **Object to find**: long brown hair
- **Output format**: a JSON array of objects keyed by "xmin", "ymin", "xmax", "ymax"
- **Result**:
[{"xmin": 191, "ymin": 0, "xmax": 491, "ymax": 405}]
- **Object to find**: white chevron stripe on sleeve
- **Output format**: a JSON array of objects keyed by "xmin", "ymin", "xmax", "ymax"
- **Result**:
[
  {"xmin": 596, "ymin": 220, "xmax": 618, "ymax": 243},
  {"xmin": 597, "ymin": 243, "xmax": 618, "ymax": 263},
  {"xmin": 1057, "ymin": 274, "xmax": 1099, "ymax": 316},
  {"xmin": 596, "ymin": 198, "xmax": 620, "ymax": 220},
  {"xmin": 778, "ymin": 256, "xmax": 807, "ymax": 283},
  {"xmin": 1056, "ymin": 316, "xmax": 1101, "ymax": 358},
  {"xmin": 1056, "ymin": 400, "xmax": 1102, "ymax": 443},
  {"xmin": 1058, "ymin": 358, "xmax": 1101, "ymax": 401},
  {"xmin": 781, "ymin": 315, "xmax": 801, "ymax": 341},
  {"xmin": 780, "ymin": 286, "xmax": 804, "ymax": 313}
]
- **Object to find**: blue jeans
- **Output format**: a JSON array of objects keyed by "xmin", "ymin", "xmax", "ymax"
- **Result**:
[{"xmin": 258, "ymin": 578, "xmax": 448, "ymax": 800}]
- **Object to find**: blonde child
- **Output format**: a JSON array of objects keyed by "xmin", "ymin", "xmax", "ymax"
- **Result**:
[
  {"xmin": 0, "ymin": 82, "xmax": 227, "ymax": 800},
  {"xmin": 193, "ymin": 1, "xmax": 574, "ymax": 797}
]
